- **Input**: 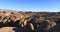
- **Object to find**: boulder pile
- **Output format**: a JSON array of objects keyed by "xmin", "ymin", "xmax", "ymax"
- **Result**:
[{"xmin": 0, "ymin": 11, "xmax": 60, "ymax": 32}]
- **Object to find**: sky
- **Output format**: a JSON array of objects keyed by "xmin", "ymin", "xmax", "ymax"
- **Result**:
[{"xmin": 0, "ymin": 0, "xmax": 60, "ymax": 12}]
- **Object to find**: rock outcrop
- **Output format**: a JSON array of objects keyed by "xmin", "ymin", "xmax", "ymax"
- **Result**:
[{"xmin": 0, "ymin": 11, "xmax": 60, "ymax": 32}]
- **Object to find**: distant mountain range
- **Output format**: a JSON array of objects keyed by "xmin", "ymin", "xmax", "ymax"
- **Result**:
[
  {"xmin": 0, "ymin": 9, "xmax": 19, "ymax": 12},
  {"xmin": 0, "ymin": 9, "xmax": 60, "ymax": 12}
]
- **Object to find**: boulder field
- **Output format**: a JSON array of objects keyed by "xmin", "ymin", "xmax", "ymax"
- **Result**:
[{"xmin": 0, "ymin": 11, "xmax": 60, "ymax": 32}]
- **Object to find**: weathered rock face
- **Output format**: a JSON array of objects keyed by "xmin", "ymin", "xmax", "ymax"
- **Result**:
[{"xmin": 0, "ymin": 11, "xmax": 60, "ymax": 32}]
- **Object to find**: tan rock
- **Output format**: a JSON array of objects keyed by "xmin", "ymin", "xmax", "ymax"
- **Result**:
[
  {"xmin": 0, "ymin": 27, "xmax": 15, "ymax": 32},
  {"xmin": 30, "ymin": 23, "xmax": 34, "ymax": 30}
]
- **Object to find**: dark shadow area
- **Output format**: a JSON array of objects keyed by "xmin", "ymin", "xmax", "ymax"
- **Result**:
[
  {"xmin": 54, "ymin": 18, "xmax": 60, "ymax": 24},
  {"xmin": 4, "ymin": 20, "xmax": 20, "ymax": 27},
  {"xmin": 13, "ymin": 25, "xmax": 34, "ymax": 32},
  {"xmin": 35, "ymin": 21, "xmax": 50, "ymax": 32},
  {"xmin": 0, "ymin": 22, "xmax": 4, "ymax": 28},
  {"xmin": 47, "ymin": 24, "xmax": 60, "ymax": 32},
  {"xmin": 13, "ymin": 27, "xmax": 23, "ymax": 32},
  {"xmin": 0, "ymin": 20, "xmax": 20, "ymax": 27}
]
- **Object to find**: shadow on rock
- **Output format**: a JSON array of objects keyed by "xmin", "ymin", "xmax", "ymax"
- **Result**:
[
  {"xmin": 47, "ymin": 24, "xmax": 60, "ymax": 32},
  {"xmin": 13, "ymin": 27, "xmax": 24, "ymax": 32}
]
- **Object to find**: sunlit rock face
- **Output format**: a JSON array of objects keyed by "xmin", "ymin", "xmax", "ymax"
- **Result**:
[
  {"xmin": 0, "ymin": 27, "xmax": 15, "ymax": 32},
  {"xmin": 0, "ymin": 27, "xmax": 24, "ymax": 32},
  {"xmin": 0, "ymin": 11, "xmax": 60, "ymax": 32}
]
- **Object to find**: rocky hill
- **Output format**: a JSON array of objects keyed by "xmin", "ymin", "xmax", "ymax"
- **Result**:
[{"xmin": 0, "ymin": 11, "xmax": 60, "ymax": 32}]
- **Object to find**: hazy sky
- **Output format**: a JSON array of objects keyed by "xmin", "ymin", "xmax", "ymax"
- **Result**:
[{"xmin": 0, "ymin": 0, "xmax": 60, "ymax": 12}]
